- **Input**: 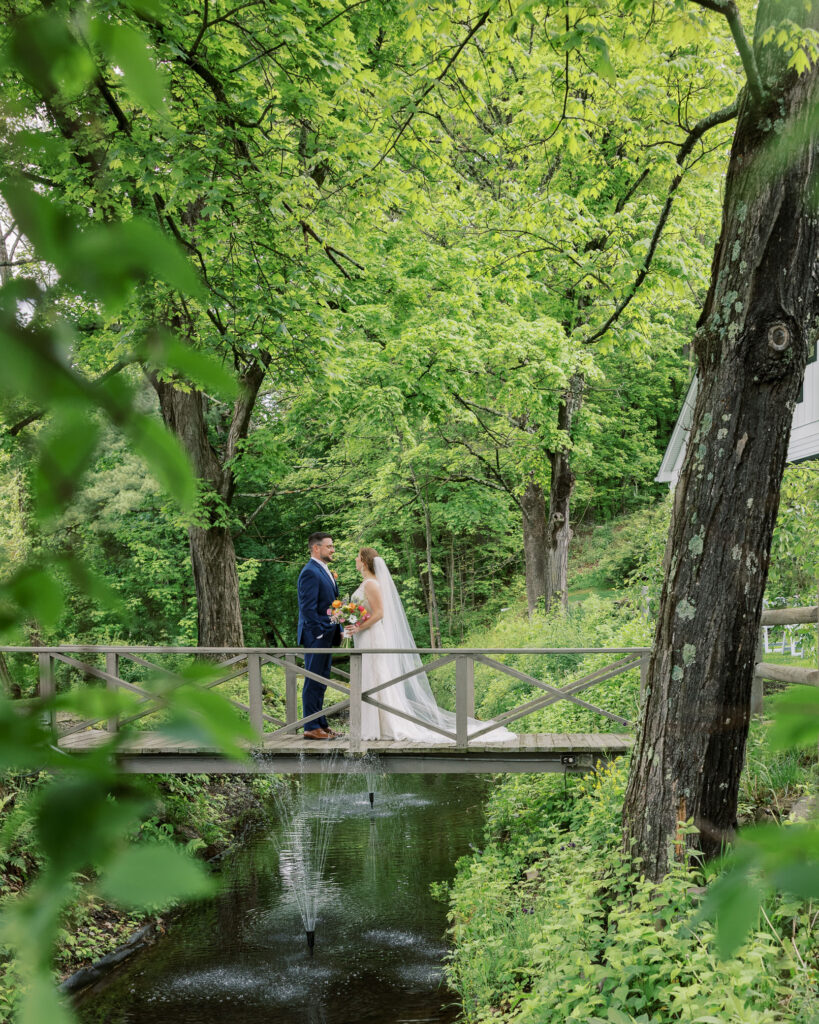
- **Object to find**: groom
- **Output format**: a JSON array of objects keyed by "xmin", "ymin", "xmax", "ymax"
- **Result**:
[{"xmin": 296, "ymin": 532, "xmax": 342, "ymax": 740}]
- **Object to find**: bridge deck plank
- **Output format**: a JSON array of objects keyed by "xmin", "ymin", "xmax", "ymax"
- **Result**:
[{"xmin": 56, "ymin": 731, "xmax": 632, "ymax": 756}]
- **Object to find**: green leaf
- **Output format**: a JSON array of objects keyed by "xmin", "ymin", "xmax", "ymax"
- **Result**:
[
  {"xmin": 125, "ymin": 414, "xmax": 196, "ymax": 512},
  {"xmin": 588, "ymin": 35, "xmax": 616, "ymax": 85},
  {"xmin": 70, "ymin": 219, "xmax": 203, "ymax": 312},
  {"xmin": 163, "ymin": 684, "xmax": 257, "ymax": 759},
  {"xmin": 607, "ymin": 1008, "xmax": 633, "ymax": 1024},
  {"xmin": 8, "ymin": 12, "xmax": 95, "ymax": 98},
  {"xmin": 99, "ymin": 843, "xmax": 215, "ymax": 908},
  {"xmin": 0, "ymin": 175, "xmax": 77, "ymax": 271},
  {"xmin": 93, "ymin": 21, "xmax": 169, "ymax": 113},
  {"xmin": 19, "ymin": 974, "xmax": 75, "ymax": 1024},
  {"xmin": 699, "ymin": 865, "xmax": 762, "ymax": 959},
  {"xmin": 153, "ymin": 336, "xmax": 239, "ymax": 401},
  {"xmin": 5, "ymin": 567, "xmax": 65, "ymax": 628},
  {"xmin": 770, "ymin": 862, "xmax": 819, "ymax": 899},
  {"xmin": 768, "ymin": 686, "xmax": 819, "ymax": 750},
  {"xmin": 1, "ymin": 178, "xmax": 203, "ymax": 310},
  {"xmin": 36, "ymin": 780, "xmax": 145, "ymax": 873},
  {"xmin": 33, "ymin": 408, "xmax": 101, "ymax": 519}
]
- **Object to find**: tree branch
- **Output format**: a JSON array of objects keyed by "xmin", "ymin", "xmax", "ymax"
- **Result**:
[
  {"xmin": 370, "ymin": 7, "xmax": 493, "ymax": 175},
  {"xmin": 3, "ymin": 358, "xmax": 136, "ymax": 438},
  {"xmin": 689, "ymin": 0, "xmax": 764, "ymax": 104},
  {"xmin": 582, "ymin": 98, "xmax": 740, "ymax": 346}
]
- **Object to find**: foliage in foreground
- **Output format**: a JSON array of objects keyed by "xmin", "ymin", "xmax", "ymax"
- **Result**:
[
  {"xmin": 445, "ymin": 758, "xmax": 818, "ymax": 1023},
  {"xmin": 0, "ymin": 772, "xmax": 269, "ymax": 1021}
]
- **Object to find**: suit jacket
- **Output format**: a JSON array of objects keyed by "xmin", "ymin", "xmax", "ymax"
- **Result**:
[{"xmin": 297, "ymin": 560, "xmax": 341, "ymax": 648}]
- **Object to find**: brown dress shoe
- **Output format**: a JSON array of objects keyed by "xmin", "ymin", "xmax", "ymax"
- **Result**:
[{"xmin": 304, "ymin": 728, "xmax": 330, "ymax": 740}]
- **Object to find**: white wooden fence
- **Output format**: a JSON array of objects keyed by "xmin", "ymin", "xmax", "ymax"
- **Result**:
[{"xmin": 752, "ymin": 604, "xmax": 819, "ymax": 714}]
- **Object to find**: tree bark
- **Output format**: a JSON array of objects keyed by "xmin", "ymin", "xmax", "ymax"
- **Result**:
[
  {"xmin": 150, "ymin": 356, "xmax": 268, "ymax": 647},
  {"xmin": 521, "ymin": 476, "xmax": 548, "ymax": 616},
  {"xmin": 421, "ymin": 503, "xmax": 442, "ymax": 648},
  {"xmin": 623, "ymin": 0, "xmax": 819, "ymax": 879},
  {"xmin": 545, "ymin": 373, "xmax": 584, "ymax": 612}
]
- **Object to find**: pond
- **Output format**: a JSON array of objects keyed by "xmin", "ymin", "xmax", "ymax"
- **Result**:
[{"xmin": 77, "ymin": 771, "xmax": 490, "ymax": 1024}]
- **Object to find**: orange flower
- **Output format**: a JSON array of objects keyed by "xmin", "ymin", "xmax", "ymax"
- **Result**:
[{"xmin": 332, "ymin": 600, "xmax": 343, "ymax": 608}]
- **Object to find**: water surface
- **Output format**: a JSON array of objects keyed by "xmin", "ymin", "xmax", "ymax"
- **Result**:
[{"xmin": 77, "ymin": 772, "xmax": 489, "ymax": 1024}]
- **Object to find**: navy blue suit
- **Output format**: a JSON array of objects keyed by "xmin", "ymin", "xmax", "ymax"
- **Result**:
[{"xmin": 297, "ymin": 560, "xmax": 341, "ymax": 732}]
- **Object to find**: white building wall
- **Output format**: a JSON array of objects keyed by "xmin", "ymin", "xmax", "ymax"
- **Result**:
[{"xmin": 657, "ymin": 352, "xmax": 819, "ymax": 484}]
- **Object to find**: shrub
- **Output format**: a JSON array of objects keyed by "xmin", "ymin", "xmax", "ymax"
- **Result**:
[{"xmin": 445, "ymin": 761, "xmax": 814, "ymax": 1023}]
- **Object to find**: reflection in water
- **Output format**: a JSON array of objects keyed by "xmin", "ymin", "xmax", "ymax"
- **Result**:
[{"xmin": 77, "ymin": 772, "xmax": 488, "ymax": 1024}]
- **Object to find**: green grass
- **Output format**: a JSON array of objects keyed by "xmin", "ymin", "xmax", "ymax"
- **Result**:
[{"xmin": 567, "ymin": 584, "xmax": 618, "ymax": 604}]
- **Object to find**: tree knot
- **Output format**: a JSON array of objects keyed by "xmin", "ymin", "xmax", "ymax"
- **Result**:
[{"xmin": 767, "ymin": 321, "xmax": 791, "ymax": 352}]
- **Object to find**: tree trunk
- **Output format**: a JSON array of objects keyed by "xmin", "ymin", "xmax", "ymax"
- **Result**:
[
  {"xmin": 623, "ymin": 1, "xmax": 819, "ymax": 879},
  {"xmin": 188, "ymin": 525, "xmax": 244, "ymax": 647},
  {"xmin": 151, "ymin": 379, "xmax": 245, "ymax": 646},
  {"xmin": 448, "ymin": 535, "xmax": 456, "ymax": 634},
  {"xmin": 422, "ymin": 504, "xmax": 442, "ymax": 648},
  {"xmin": 545, "ymin": 373, "xmax": 584, "ymax": 611},
  {"xmin": 408, "ymin": 463, "xmax": 442, "ymax": 647},
  {"xmin": 521, "ymin": 476, "xmax": 548, "ymax": 616}
]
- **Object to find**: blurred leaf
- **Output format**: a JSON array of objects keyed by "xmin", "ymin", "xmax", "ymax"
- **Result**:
[
  {"xmin": 768, "ymin": 686, "xmax": 819, "ymax": 750},
  {"xmin": 2, "ymin": 178, "xmax": 202, "ymax": 311},
  {"xmin": 93, "ymin": 21, "xmax": 169, "ymax": 113},
  {"xmin": 35, "ymin": 779, "xmax": 145, "ymax": 873},
  {"xmin": 62, "ymin": 556, "xmax": 124, "ymax": 616},
  {"xmin": 0, "ymin": 698, "xmax": 58, "ymax": 769},
  {"xmin": 163, "ymin": 684, "xmax": 256, "ymax": 759},
  {"xmin": 1, "ymin": 176, "xmax": 78, "ymax": 271},
  {"xmin": 5, "ymin": 566, "xmax": 65, "ymax": 628},
  {"xmin": 8, "ymin": 12, "xmax": 95, "ymax": 98},
  {"xmin": 52, "ymin": 686, "xmax": 139, "ymax": 721},
  {"xmin": 99, "ymin": 843, "xmax": 215, "ymax": 908},
  {"xmin": 124, "ymin": 414, "xmax": 196, "ymax": 512},
  {"xmin": 698, "ymin": 862, "xmax": 762, "ymax": 959},
  {"xmin": 70, "ymin": 219, "xmax": 203, "ymax": 312},
  {"xmin": 34, "ymin": 409, "xmax": 101, "ymax": 519},
  {"xmin": 770, "ymin": 862, "xmax": 819, "ymax": 899},
  {"xmin": 147, "ymin": 334, "xmax": 239, "ymax": 401},
  {"xmin": 123, "ymin": 0, "xmax": 168, "ymax": 15},
  {"xmin": 19, "ymin": 972, "xmax": 75, "ymax": 1024}
]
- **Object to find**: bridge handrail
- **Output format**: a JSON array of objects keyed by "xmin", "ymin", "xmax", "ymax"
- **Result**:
[
  {"xmin": 1, "ymin": 645, "xmax": 650, "ymax": 751},
  {"xmin": 0, "ymin": 646, "xmax": 652, "ymax": 655}
]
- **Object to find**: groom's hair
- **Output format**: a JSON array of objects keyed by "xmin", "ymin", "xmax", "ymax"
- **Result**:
[{"xmin": 308, "ymin": 531, "xmax": 332, "ymax": 552}]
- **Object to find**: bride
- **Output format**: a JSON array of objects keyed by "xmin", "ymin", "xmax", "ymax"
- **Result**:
[{"xmin": 345, "ymin": 547, "xmax": 515, "ymax": 743}]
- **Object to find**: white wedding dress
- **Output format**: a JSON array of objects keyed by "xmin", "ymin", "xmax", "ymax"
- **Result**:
[{"xmin": 351, "ymin": 558, "xmax": 515, "ymax": 743}]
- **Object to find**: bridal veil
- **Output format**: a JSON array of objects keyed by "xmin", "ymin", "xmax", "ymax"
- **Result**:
[{"xmin": 372, "ymin": 558, "xmax": 515, "ymax": 742}]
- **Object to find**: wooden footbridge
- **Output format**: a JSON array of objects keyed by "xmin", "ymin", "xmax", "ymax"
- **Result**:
[
  {"xmin": 3, "ymin": 608, "xmax": 814, "ymax": 775},
  {"xmin": 1, "ymin": 644, "xmax": 646, "ymax": 774}
]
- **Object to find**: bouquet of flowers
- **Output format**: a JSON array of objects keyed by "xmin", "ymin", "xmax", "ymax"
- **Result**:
[{"xmin": 327, "ymin": 599, "xmax": 370, "ymax": 647}]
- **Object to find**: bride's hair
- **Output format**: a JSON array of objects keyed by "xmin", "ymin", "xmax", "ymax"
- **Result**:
[{"xmin": 359, "ymin": 547, "xmax": 378, "ymax": 574}]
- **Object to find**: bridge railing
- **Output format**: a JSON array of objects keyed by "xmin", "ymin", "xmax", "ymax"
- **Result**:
[
  {"xmin": 0, "ymin": 645, "xmax": 651, "ymax": 750},
  {"xmin": 752, "ymin": 604, "xmax": 819, "ymax": 714}
]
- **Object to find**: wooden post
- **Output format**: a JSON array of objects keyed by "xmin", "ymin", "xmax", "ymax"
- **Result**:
[
  {"xmin": 285, "ymin": 654, "xmax": 297, "ymax": 725},
  {"xmin": 751, "ymin": 625, "xmax": 764, "ymax": 717},
  {"xmin": 639, "ymin": 652, "xmax": 650, "ymax": 705},
  {"xmin": 247, "ymin": 654, "xmax": 264, "ymax": 739},
  {"xmin": 38, "ymin": 652, "xmax": 55, "ymax": 732},
  {"xmin": 455, "ymin": 655, "xmax": 472, "ymax": 747},
  {"xmin": 106, "ymin": 652, "xmax": 119, "ymax": 733},
  {"xmin": 349, "ymin": 653, "xmax": 362, "ymax": 753}
]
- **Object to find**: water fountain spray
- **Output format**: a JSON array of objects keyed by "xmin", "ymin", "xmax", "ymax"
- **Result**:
[{"xmin": 271, "ymin": 764, "xmax": 350, "ymax": 956}]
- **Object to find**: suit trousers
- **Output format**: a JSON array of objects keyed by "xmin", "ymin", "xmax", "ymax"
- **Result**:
[{"xmin": 302, "ymin": 648, "xmax": 332, "ymax": 732}]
